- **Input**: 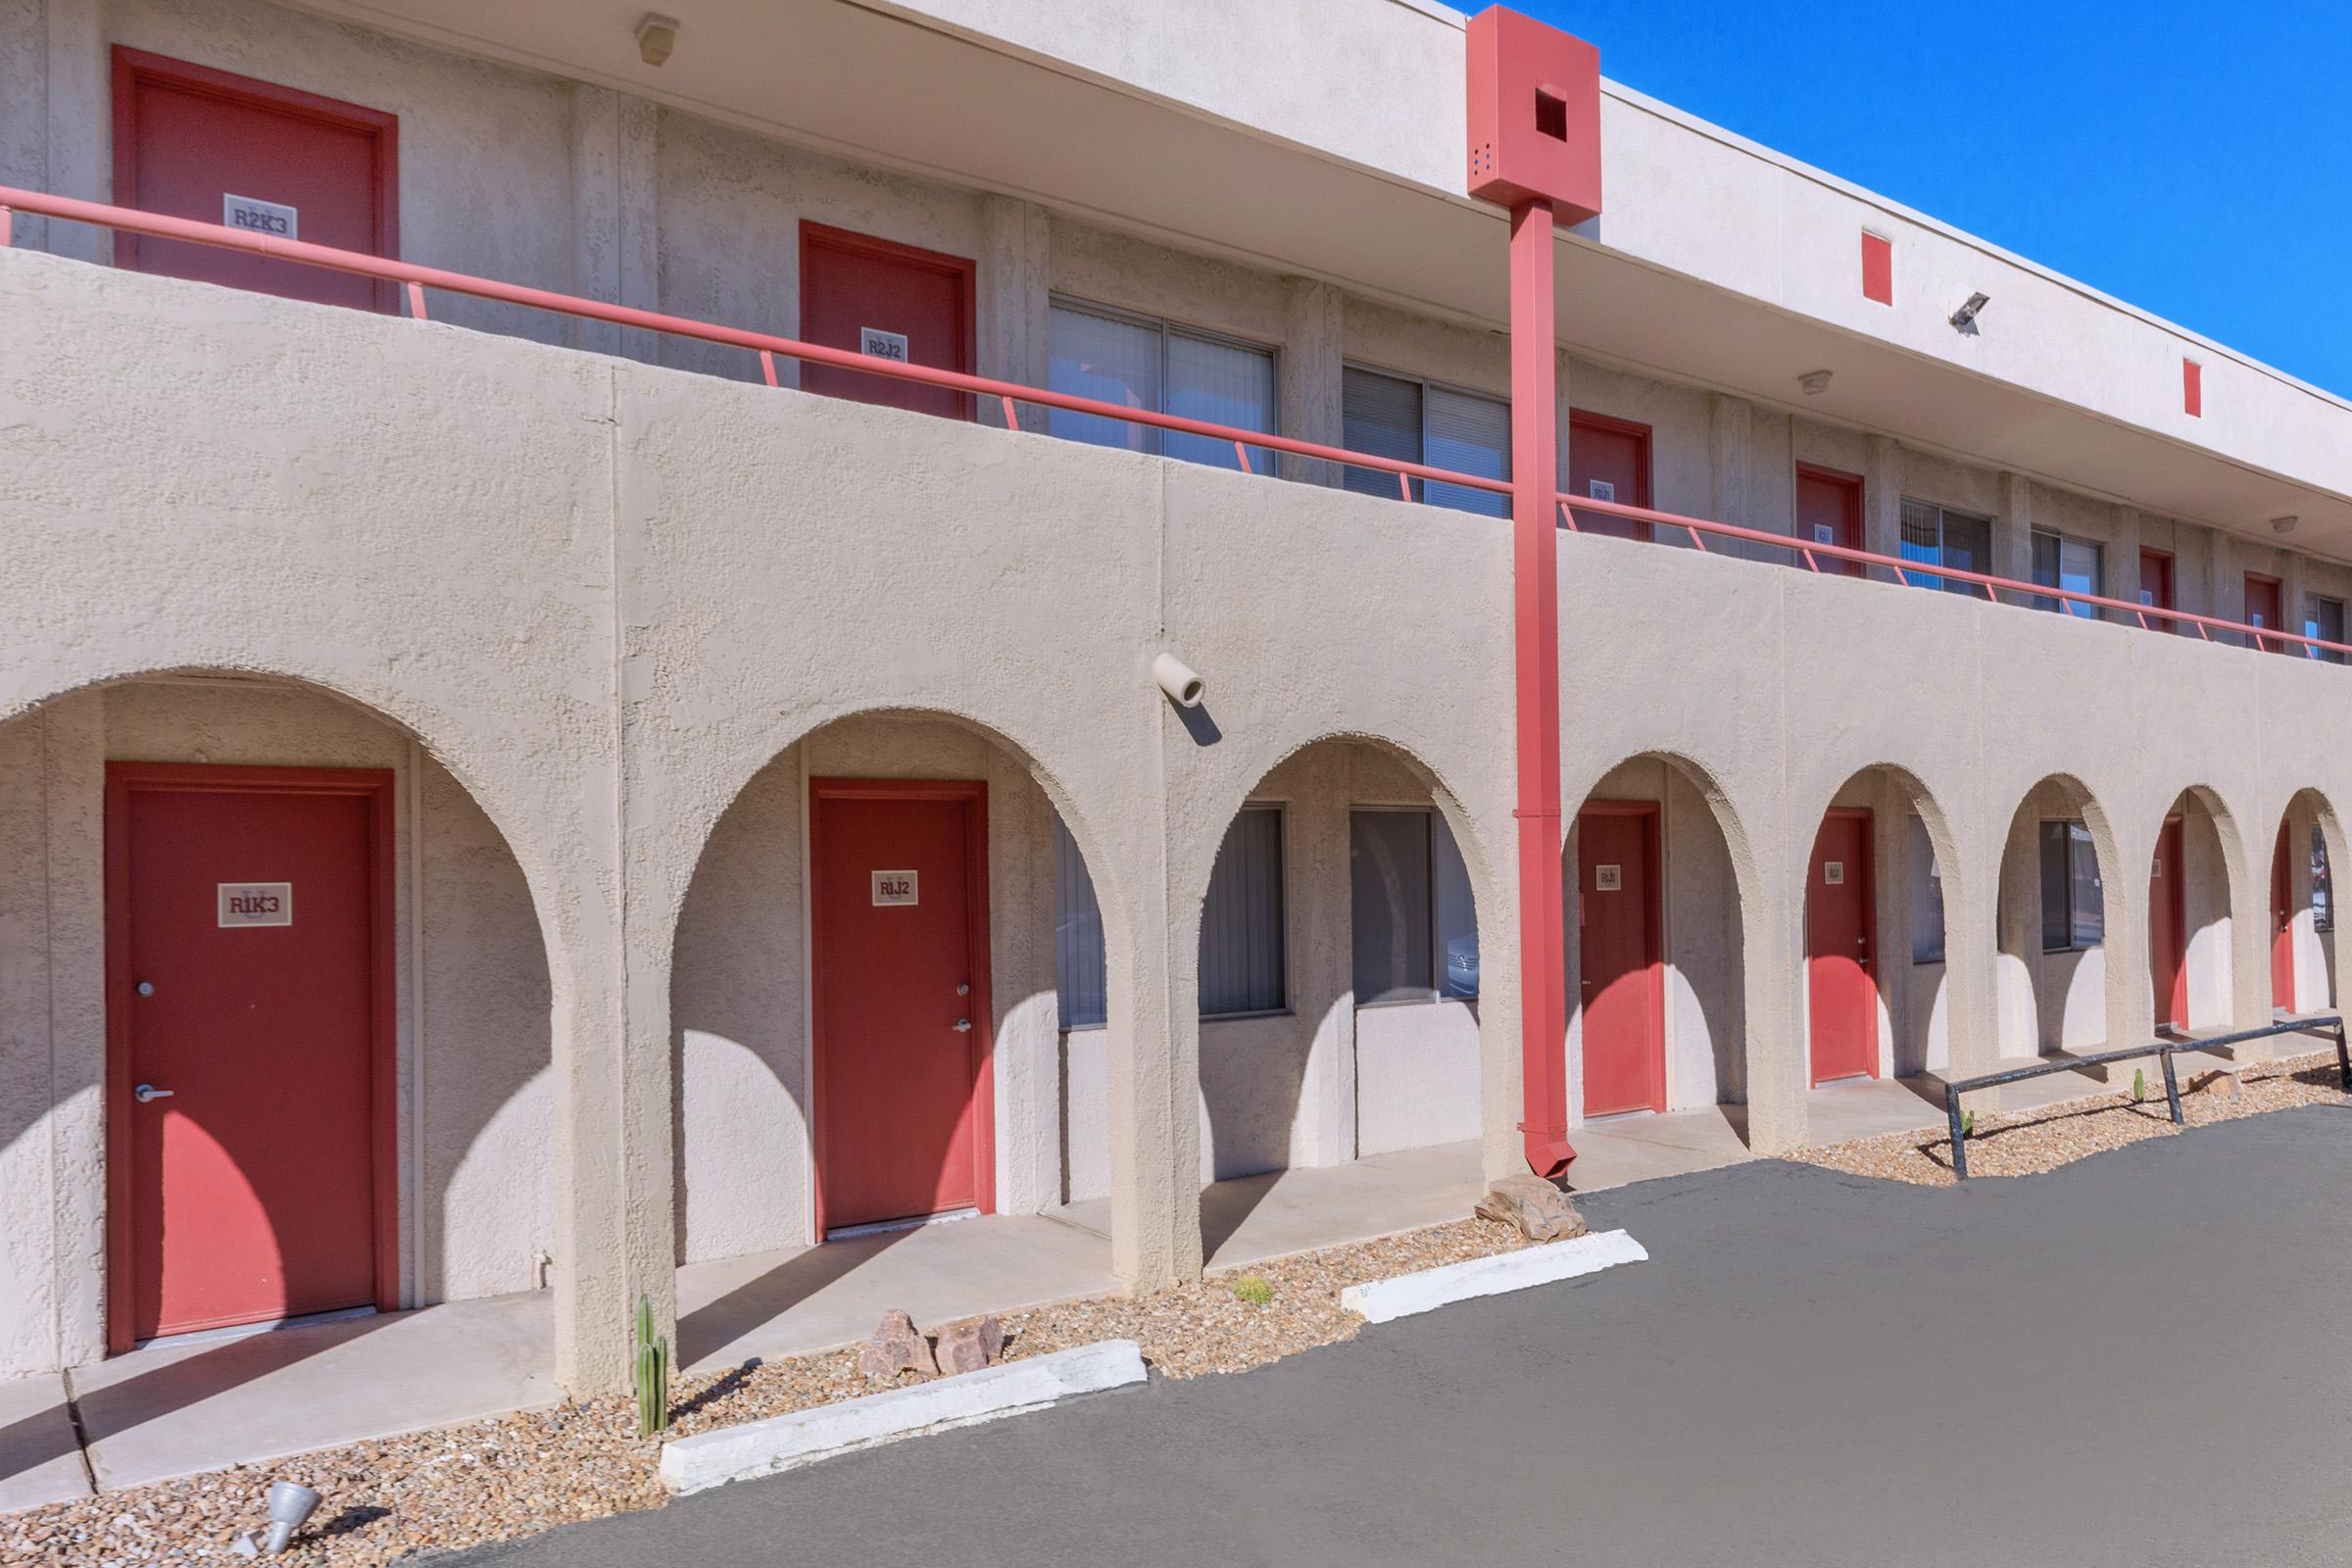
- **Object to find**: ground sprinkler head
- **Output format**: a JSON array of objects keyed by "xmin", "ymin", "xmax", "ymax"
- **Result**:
[{"xmin": 229, "ymin": 1481, "xmax": 322, "ymax": 1556}]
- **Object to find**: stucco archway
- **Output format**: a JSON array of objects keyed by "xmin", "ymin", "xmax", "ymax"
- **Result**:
[{"xmin": 1994, "ymin": 774, "xmax": 2131, "ymax": 1058}]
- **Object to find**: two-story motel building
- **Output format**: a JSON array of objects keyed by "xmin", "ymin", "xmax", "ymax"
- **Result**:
[{"xmin": 2, "ymin": 0, "xmax": 2349, "ymax": 1419}]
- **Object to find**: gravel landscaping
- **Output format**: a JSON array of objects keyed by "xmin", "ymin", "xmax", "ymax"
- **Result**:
[
  {"xmin": 12, "ymin": 1053, "xmax": 2339, "ymax": 1566},
  {"xmin": 1789, "ymin": 1048, "xmax": 2352, "ymax": 1185}
]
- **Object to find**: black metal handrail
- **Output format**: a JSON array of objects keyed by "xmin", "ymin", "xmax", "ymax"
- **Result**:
[{"xmin": 1941, "ymin": 1015, "xmax": 2350, "ymax": 1179}]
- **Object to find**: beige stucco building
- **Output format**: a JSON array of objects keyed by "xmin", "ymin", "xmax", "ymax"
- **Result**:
[{"xmin": 2, "ymin": 0, "xmax": 2347, "ymax": 1421}]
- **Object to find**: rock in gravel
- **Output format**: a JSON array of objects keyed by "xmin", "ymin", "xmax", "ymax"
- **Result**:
[
  {"xmin": 2193, "ymin": 1069, "xmax": 2242, "ymax": 1101},
  {"xmin": 857, "ymin": 1310, "xmax": 937, "ymax": 1379},
  {"xmin": 1475, "ymin": 1175, "xmax": 1586, "ymax": 1242},
  {"xmin": 933, "ymin": 1315, "xmax": 1005, "ymax": 1375}
]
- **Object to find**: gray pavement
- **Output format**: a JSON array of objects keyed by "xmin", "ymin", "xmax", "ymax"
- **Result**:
[{"xmin": 454, "ymin": 1105, "xmax": 2352, "ymax": 1567}]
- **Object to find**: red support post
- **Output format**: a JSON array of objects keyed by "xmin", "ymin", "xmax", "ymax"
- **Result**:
[{"xmin": 1508, "ymin": 197, "xmax": 1574, "ymax": 1177}]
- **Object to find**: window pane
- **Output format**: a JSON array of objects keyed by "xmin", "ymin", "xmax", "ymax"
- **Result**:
[
  {"xmin": 1939, "ymin": 512, "xmax": 1991, "ymax": 594},
  {"xmin": 1908, "ymin": 814, "xmax": 1945, "ymax": 963},
  {"xmin": 1342, "ymin": 367, "xmax": 1422, "ymax": 501},
  {"xmin": 2031, "ymin": 529, "xmax": 2060, "ymax": 594},
  {"xmin": 2059, "ymin": 537, "xmax": 2100, "ymax": 616},
  {"xmin": 2313, "ymin": 822, "xmax": 2333, "ymax": 933},
  {"xmin": 1350, "ymin": 810, "xmax": 1432, "ymax": 1004},
  {"xmin": 2039, "ymin": 821, "xmax": 2072, "ymax": 952},
  {"xmin": 1165, "ymin": 330, "xmax": 1276, "ymax": 475},
  {"xmin": 1200, "ymin": 806, "xmax": 1286, "ymax": 1016},
  {"xmin": 2069, "ymin": 822, "xmax": 2105, "ymax": 947},
  {"xmin": 1048, "ymin": 305, "xmax": 1160, "ymax": 454},
  {"xmin": 2310, "ymin": 597, "xmax": 2348, "ymax": 664},
  {"xmin": 1054, "ymin": 813, "xmax": 1107, "ymax": 1030},
  {"xmin": 1424, "ymin": 385, "xmax": 1510, "ymax": 517},
  {"xmin": 1433, "ymin": 811, "xmax": 1480, "ymax": 999}
]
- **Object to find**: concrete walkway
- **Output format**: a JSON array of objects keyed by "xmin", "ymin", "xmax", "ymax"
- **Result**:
[{"xmin": 449, "ymin": 1104, "xmax": 2352, "ymax": 1568}]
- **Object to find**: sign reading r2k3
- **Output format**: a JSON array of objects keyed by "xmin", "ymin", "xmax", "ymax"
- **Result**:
[{"xmin": 222, "ymin": 193, "xmax": 299, "ymax": 240}]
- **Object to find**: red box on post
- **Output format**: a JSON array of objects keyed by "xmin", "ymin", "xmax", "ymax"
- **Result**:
[{"xmin": 1464, "ymin": 6, "xmax": 1602, "ymax": 223}]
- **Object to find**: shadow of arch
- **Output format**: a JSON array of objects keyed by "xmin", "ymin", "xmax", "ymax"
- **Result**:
[
  {"xmin": 1798, "ymin": 762, "xmax": 1963, "ymax": 1081},
  {"xmin": 1178, "ymin": 731, "xmax": 1501, "ymax": 1259},
  {"xmin": 2150, "ymin": 784, "xmax": 2251, "ymax": 1034},
  {"xmin": 0, "ymin": 666, "xmax": 561, "ymax": 1455},
  {"xmin": 668, "ymin": 705, "xmax": 1133, "ymax": 1328},
  {"xmin": 1995, "ymin": 773, "xmax": 2127, "ymax": 1057},
  {"xmin": 1567, "ymin": 752, "xmax": 1758, "ymax": 1127},
  {"xmin": 2272, "ymin": 787, "xmax": 2344, "ymax": 1014}
]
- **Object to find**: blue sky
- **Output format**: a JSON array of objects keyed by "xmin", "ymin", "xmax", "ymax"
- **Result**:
[{"xmin": 1521, "ymin": 1, "xmax": 2352, "ymax": 397}]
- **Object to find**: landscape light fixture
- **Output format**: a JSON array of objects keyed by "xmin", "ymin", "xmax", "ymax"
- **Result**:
[
  {"xmin": 1950, "ymin": 292, "xmax": 1990, "ymax": 334},
  {"xmin": 636, "ymin": 13, "xmax": 680, "ymax": 66},
  {"xmin": 229, "ymin": 1481, "xmax": 321, "ymax": 1556}
]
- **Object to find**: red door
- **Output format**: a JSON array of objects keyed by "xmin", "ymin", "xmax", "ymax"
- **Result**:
[
  {"xmin": 108, "ymin": 764, "xmax": 391, "ymax": 1348},
  {"xmin": 811, "ymin": 780, "xmax": 994, "ymax": 1232},
  {"xmin": 1806, "ymin": 811, "xmax": 1878, "ymax": 1083},
  {"xmin": 2245, "ymin": 573, "xmax": 2285, "ymax": 654},
  {"xmin": 2150, "ymin": 816, "xmax": 2188, "ymax": 1031},
  {"xmin": 113, "ymin": 48, "xmax": 399, "ymax": 311},
  {"xmin": 1795, "ymin": 466, "xmax": 1864, "ymax": 577},
  {"xmin": 2138, "ymin": 548, "xmax": 2176, "ymax": 631},
  {"xmin": 1567, "ymin": 411, "xmax": 1653, "ymax": 541},
  {"xmin": 799, "ymin": 222, "xmax": 976, "ymax": 419},
  {"xmin": 1578, "ymin": 805, "xmax": 1664, "ymax": 1116},
  {"xmin": 2273, "ymin": 820, "xmax": 2297, "ymax": 1010}
]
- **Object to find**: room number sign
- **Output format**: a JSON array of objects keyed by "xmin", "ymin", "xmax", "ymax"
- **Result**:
[
  {"xmin": 871, "ymin": 870, "xmax": 919, "ymax": 906},
  {"xmin": 217, "ymin": 882, "xmax": 293, "ymax": 927}
]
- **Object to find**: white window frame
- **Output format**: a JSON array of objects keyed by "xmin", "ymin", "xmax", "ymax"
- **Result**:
[{"xmin": 1047, "ymin": 295, "xmax": 1280, "ymax": 473}]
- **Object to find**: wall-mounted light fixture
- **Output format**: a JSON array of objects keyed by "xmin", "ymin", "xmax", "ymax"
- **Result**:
[
  {"xmin": 636, "ymin": 13, "xmax": 680, "ymax": 67},
  {"xmin": 1797, "ymin": 368, "xmax": 1833, "ymax": 396},
  {"xmin": 1950, "ymin": 292, "xmax": 1990, "ymax": 334},
  {"xmin": 2273, "ymin": 514, "xmax": 2300, "ymax": 536}
]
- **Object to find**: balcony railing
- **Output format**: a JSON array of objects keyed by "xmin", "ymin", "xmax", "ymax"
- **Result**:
[{"xmin": 4, "ymin": 182, "xmax": 2344, "ymax": 662}]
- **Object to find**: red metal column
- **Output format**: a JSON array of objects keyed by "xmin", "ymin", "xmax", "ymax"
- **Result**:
[{"xmin": 1509, "ymin": 197, "xmax": 1575, "ymax": 1177}]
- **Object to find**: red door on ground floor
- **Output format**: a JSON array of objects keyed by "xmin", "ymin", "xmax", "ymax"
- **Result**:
[
  {"xmin": 1795, "ymin": 465, "xmax": 1864, "ymax": 577},
  {"xmin": 1577, "ymin": 804, "xmax": 1664, "ymax": 1116},
  {"xmin": 811, "ymin": 780, "xmax": 994, "ymax": 1232},
  {"xmin": 1806, "ymin": 810, "xmax": 1878, "ymax": 1083},
  {"xmin": 2273, "ymin": 819, "xmax": 2297, "ymax": 1010},
  {"xmin": 108, "ymin": 763, "xmax": 392, "ymax": 1348},
  {"xmin": 2150, "ymin": 816, "xmax": 2187, "ymax": 1031}
]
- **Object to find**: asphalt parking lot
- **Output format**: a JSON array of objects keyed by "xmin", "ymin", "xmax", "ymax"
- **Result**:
[{"xmin": 459, "ymin": 1104, "xmax": 2352, "ymax": 1567}]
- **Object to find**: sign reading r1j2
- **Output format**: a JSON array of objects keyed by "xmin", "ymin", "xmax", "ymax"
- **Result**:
[
  {"xmin": 871, "ymin": 870, "xmax": 919, "ymax": 906},
  {"xmin": 218, "ymin": 882, "xmax": 293, "ymax": 928}
]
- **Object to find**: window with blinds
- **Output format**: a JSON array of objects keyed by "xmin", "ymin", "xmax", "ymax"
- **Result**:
[
  {"xmin": 1200, "ymin": 806, "xmax": 1287, "ymax": 1017},
  {"xmin": 1350, "ymin": 808, "xmax": 1481, "ymax": 1004},
  {"xmin": 1054, "ymin": 813, "xmax": 1108, "ymax": 1030},
  {"xmin": 1898, "ymin": 498, "xmax": 1992, "ymax": 594},
  {"xmin": 1341, "ymin": 366, "xmax": 1508, "ymax": 515},
  {"xmin": 1908, "ymin": 814, "xmax": 1945, "ymax": 963},
  {"xmin": 2308, "ymin": 595, "xmax": 2348, "ymax": 664},
  {"xmin": 2038, "ymin": 820, "xmax": 2105, "ymax": 952},
  {"xmin": 2030, "ymin": 529, "xmax": 2102, "ymax": 616},
  {"xmin": 1047, "ymin": 299, "xmax": 1276, "ymax": 474}
]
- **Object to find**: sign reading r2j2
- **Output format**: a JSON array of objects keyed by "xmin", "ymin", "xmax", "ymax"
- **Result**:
[
  {"xmin": 218, "ymin": 882, "xmax": 293, "ymax": 928},
  {"xmin": 871, "ymin": 870, "xmax": 919, "ymax": 906}
]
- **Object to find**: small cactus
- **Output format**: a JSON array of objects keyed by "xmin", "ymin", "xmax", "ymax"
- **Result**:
[
  {"xmin": 1960, "ymin": 1108, "xmax": 1975, "ymax": 1138},
  {"xmin": 1232, "ymin": 1275, "xmax": 1274, "ymax": 1307},
  {"xmin": 635, "ymin": 1294, "xmax": 670, "ymax": 1439},
  {"xmin": 2132, "ymin": 1067, "xmax": 2147, "ymax": 1104}
]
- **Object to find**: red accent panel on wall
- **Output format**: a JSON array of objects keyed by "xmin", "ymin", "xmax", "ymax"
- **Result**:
[
  {"xmin": 1860, "ymin": 231, "xmax": 1893, "ymax": 306},
  {"xmin": 1577, "ymin": 802, "xmax": 1664, "ymax": 1117},
  {"xmin": 809, "ymin": 779, "xmax": 994, "ymax": 1234},
  {"xmin": 2183, "ymin": 359, "xmax": 2202, "ymax": 416},
  {"xmin": 106, "ymin": 763, "xmax": 395, "ymax": 1350},
  {"xmin": 112, "ymin": 47, "xmax": 399, "ymax": 313}
]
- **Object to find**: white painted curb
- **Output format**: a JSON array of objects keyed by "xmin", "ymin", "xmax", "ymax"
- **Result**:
[
  {"xmin": 1340, "ymin": 1229, "xmax": 1647, "ymax": 1325},
  {"xmin": 659, "ymin": 1339, "xmax": 1148, "ymax": 1494}
]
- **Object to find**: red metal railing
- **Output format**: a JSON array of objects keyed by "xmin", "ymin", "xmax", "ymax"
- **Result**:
[
  {"xmin": 4, "ymin": 183, "xmax": 2340, "ymax": 662},
  {"xmin": 1560, "ymin": 493, "xmax": 2352, "ymax": 661}
]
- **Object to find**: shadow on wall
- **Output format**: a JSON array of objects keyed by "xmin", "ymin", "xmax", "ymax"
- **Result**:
[{"xmin": 1995, "ymin": 773, "xmax": 2124, "ymax": 1057}]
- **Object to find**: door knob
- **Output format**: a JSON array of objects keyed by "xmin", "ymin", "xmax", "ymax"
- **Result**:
[
  {"xmin": 952, "ymin": 1018, "xmax": 973, "ymax": 1033},
  {"xmin": 134, "ymin": 1084, "xmax": 174, "ymax": 1104}
]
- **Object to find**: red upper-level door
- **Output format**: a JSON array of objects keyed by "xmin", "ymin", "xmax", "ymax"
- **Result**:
[
  {"xmin": 113, "ymin": 48, "xmax": 399, "ymax": 312},
  {"xmin": 2138, "ymin": 548, "xmax": 2177, "ymax": 632},
  {"xmin": 1567, "ymin": 411, "xmax": 1653, "ymax": 541},
  {"xmin": 2244, "ymin": 573, "xmax": 2286, "ymax": 654},
  {"xmin": 1795, "ymin": 465, "xmax": 1865, "ymax": 578},
  {"xmin": 800, "ymin": 222, "xmax": 976, "ymax": 419}
]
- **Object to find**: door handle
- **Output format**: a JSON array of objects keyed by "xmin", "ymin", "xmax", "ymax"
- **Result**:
[
  {"xmin": 134, "ymin": 1084, "xmax": 175, "ymax": 1104},
  {"xmin": 952, "ymin": 1019, "xmax": 972, "ymax": 1033}
]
